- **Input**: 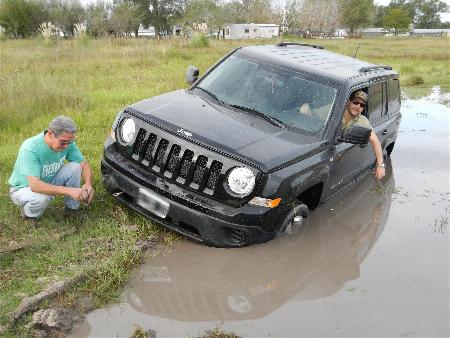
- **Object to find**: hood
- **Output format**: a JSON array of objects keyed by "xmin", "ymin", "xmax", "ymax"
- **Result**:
[{"xmin": 129, "ymin": 89, "xmax": 327, "ymax": 172}]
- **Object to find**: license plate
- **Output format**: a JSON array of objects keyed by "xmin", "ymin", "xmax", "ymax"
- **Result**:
[{"xmin": 136, "ymin": 188, "xmax": 170, "ymax": 219}]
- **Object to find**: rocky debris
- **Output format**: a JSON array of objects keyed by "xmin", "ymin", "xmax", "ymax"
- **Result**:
[
  {"xmin": 75, "ymin": 295, "xmax": 95, "ymax": 312},
  {"xmin": 146, "ymin": 329, "xmax": 157, "ymax": 338},
  {"xmin": 135, "ymin": 235, "xmax": 158, "ymax": 251},
  {"xmin": 31, "ymin": 308, "xmax": 80, "ymax": 333},
  {"xmin": 130, "ymin": 326, "xmax": 156, "ymax": 338},
  {"xmin": 12, "ymin": 272, "xmax": 87, "ymax": 322},
  {"xmin": 121, "ymin": 224, "xmax": 139, "ymax": 232},
  {"xmin": 29, "ymin": 328, "xmax": 48, "ymax": 338},
  {"xmin": 198, "ymin": 328, "xmax": 242, "ymax": 338}
]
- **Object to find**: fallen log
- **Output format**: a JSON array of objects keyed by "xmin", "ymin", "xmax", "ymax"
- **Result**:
[
  {"xmin": 0, "ymin": 228, "xmax": 77, "ymax": 254},
  {"xmin": 12, "ymin": 272, "xmax": 88, "ymax": 323}
]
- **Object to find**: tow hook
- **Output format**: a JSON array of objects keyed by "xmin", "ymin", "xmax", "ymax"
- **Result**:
[{"xmin": 113, "ymin": 191, "xmax": 123, "ymax": 197}]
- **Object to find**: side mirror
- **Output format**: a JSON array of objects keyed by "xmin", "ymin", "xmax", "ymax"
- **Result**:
[
  {"xmin": 339, "ymin": 125, "xmax": 371, "ymax": 145},
  {"xmin": 185, "ymin": 65, "xmax": 199, "ymax": 85}
]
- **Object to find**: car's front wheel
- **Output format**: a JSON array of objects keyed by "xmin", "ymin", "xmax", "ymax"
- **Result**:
[{"xmin": 279, "ymin": 203, "xmax": 309, "ymax": 235}]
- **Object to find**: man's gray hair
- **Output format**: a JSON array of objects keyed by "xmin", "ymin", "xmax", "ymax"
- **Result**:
[{"xmin": 48, "ymin": 116, "xmax": 77, "ymax": 137}]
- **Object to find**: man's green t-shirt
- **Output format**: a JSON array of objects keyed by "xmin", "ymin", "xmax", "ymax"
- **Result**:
[{"xmin": 8, "ymin": 131, "xmax": 85, "ymax": 188}]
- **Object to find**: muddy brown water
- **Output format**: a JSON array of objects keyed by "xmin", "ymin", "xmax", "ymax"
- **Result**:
[{"xmin": 71, "ymin": 90, "xmax": 449, "ymax": 338}]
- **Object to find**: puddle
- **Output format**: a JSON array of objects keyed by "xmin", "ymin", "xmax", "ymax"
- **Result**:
[{"xmin": 71, "ymin": 92, "xmax": 449, "ymax": 338}]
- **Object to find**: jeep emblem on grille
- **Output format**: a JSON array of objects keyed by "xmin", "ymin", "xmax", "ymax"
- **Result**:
[{"xmin": 177, "ymin": 128, "xmax": 193, "ymax": 137}]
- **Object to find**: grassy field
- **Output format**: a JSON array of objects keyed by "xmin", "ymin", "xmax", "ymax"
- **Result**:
[{"xmin": 0, "ymin": 36, "xmax": 449, "ymax": 336}]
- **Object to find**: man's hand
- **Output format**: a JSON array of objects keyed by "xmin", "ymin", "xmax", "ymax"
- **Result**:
[
  {"xmin": 68, "ymin": 187, "xmax": 86, "ymax": 201},
  {"xmin": 81, "ymin": 183, "xmax": 95, "ymax": 204},
  {"xmin": 374, "ymin": 166, "xmax": 385, "ymax": 180}
]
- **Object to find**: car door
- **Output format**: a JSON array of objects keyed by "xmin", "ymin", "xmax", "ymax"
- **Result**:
[
  {"xmin": 326, "ymin": 88, "xmax": 371, "ymax": 195},
  {"xmin": 326, "ymin": 81, "xmax": 388, "ymax": 196}
]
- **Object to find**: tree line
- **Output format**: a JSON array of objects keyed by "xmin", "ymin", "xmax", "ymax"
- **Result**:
[{"xmin": 0, "ymin": 0, "xmax": 448, "ymax": 39}]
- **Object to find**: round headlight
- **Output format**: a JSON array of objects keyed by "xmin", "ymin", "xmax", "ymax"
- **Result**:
[
  {"xmin": 120, "ymin": 118, "xmax": 135, "ymax": 143},
  {"xmin": 227, "ymin": 167, "xmax": 255, "ymax": 196}
]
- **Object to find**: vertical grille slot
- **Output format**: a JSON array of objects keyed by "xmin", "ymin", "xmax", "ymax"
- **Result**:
[
  {"xmin": 164, "ymin": 144, "xmax": 181, "ymax": 178},
  {"xmin": 190, "ymin": 155, "xmax": 208, "ymax": 189},
  {"xmin": 204, "ymin": 160, "xmax": 223, "ymax": 194},
  {"xmin": 177, "ymin": 150, "xmax": 194, "ymax": 184},
  {"xmin": 142, "ymin": 133, "xmax": 157, "ymax": 167},
  {"xmin": 152, "ymin": 139, "xmax": 169, "ymax": 171},
  {"xmin": 132, "ymin": 129, "xmax": 147, "ymax": 160}
]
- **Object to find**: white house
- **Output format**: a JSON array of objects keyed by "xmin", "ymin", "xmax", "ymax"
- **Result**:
[{"xmin": 223, "ymin": 24, "xmax": 279, "ymax": 39}]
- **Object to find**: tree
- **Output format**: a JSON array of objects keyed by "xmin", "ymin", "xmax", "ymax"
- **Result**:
[
  {"xmin": 47, "ymin": 0, "xmax": 85, "ymax": 37},
  {"xmin": 299, "ymin": 0, "xmax": 339, "ymax": 34},
  {"xmin": 389, "ymin": 0, "xmax": 448, "ymax": 28},
  {"xmin": 383, "ymin": 7, "xmax": 411, "ymax": 35},
  {"xmin": 272, "ymin": 0, "xmax": 303, "ymax": 33},
  {"xmin": 373, "ymin": 5, "xmax": 386, "ymax": 27},
  {"xmin": 338, "ymin": 0, "xmax": 375, "ymax": 36},
  {"xmin": 241, "ymin": 0, "xmax": 274, "ymax": 23},
  {"xmin": 0, "ymin": 0, "xmax": 46, "ymax": 38},
  {"xmin": 182, "ymin": 0, "xmax": 219, "ymax": 32},
  {"xmin": 85, "ymin": 1, "xmax": 110, "ymax": 37},
  {"xmin": 221, "ymin": 1, "xmax": 247, "ymax": 24},
  {"xmin": 110, "ymin": 0, "xmax": 141, "ymax": 36},
  {"xmin": 414, "ymin": 0, "xmax": 448, "ymax": 28},
  {"xmin": 133, "ymin": 0, "xmax": 184, "ymax": 36}
]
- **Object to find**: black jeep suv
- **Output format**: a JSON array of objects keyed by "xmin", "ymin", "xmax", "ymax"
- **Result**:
[{"xmin": 101, "ymin": 42, "xmax": 401, "ymax": 247}]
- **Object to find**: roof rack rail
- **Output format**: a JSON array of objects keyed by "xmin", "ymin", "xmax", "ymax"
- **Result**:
[
  {"xmin": 276, "ymin": 42, "xmax": 324, "ymax": 49},
  {"xmin": 359, "ymin": 65, "xmax": 392, "ymax": 73}
]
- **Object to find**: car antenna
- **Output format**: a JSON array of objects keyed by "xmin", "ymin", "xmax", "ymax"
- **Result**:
[{"xmin": 353, "ymin": 42, "xmax": 361, "ymax": 58}]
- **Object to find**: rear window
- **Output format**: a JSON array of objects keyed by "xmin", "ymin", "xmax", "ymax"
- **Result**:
[
  {"xmin": 388, "ymin": 79, "xmax": 400, "ymax": 112},
  {"xmin": 368, "ymin": 82, "xmax": 385, "ymax": 122}
]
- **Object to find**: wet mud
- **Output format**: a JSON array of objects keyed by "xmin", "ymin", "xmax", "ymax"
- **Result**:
[{"xmin": 71, "ymin": 90, "xmax": 449, "ymax": 338}]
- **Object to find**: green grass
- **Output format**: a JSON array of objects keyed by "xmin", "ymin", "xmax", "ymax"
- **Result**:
[
  {"xmin": 0, "ymin": 36, "xmax": 448, "ymax": 335},
  {"xmin": 314, "ymin": 36, "xmax": 450, "ymax": 97}
]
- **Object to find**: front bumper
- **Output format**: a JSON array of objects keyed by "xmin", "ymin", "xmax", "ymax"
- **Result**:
[{"xmin": 101, "ymin": 146, "xmax": 288, "ymax": 247}]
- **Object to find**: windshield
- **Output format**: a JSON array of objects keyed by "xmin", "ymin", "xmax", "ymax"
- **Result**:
[{"xmin": 196, "ymin": 53, "xmax": 338, "ymax": 132}]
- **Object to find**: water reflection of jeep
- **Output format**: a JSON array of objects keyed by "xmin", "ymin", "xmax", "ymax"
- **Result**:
[
  {"xmin": 125, "ymin": 163, "xmax": 395, "ymax": 321},
  {"xmin": 101, "ymin": 42, "xmax": 401, "ymax": 247}
]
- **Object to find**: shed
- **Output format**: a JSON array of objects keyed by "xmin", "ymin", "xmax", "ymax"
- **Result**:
[
  {"xmin": 410, "ymin": 29, "xmax": 450, "ymax": 37},
  {"xmin": 135, "ymin": 25, "xmax": 155, "ymax": 37},
  {"xmin": 223, "ymin": 24, "xmax": 279, "ymax": 39}
]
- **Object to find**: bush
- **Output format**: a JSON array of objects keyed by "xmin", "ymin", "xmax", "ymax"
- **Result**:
[
  {"xmin": 404, "ymin": 75, "xmax": 424, "ymax": 86},
  {"xmin": 191, "ymin": 33, "xmax": 209, "ymax": 48}
]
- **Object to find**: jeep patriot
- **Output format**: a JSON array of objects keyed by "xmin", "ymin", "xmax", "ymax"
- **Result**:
[{"xmin": 101, "ymin": 42, "xmax": 401, "ymax": 247}]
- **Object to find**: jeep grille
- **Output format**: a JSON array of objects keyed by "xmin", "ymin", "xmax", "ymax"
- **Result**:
[{"xmin": 124, "ymin": 127, "xmax": 224, "ymax": 195}]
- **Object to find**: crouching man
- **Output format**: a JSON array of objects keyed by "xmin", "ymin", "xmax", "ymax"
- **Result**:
[{"xmin": 8, "ymin": 116, "xmax": 94, "ymax": 222}]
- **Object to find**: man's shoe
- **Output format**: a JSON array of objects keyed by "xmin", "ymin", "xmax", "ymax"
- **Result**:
[{"xmin": 21, "ymin": 211, "xmax": 39, "ymax": 226}]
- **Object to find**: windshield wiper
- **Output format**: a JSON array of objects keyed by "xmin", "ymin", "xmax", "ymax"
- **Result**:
[
  {"xmin": 229, "ymin": 104, "xmax": 286, "ymax": 128},
  {"xmin": 195, "ymin": 86, "xmax": 224, "ymax": 105}
]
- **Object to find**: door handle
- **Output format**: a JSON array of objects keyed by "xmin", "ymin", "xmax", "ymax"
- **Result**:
[{"xmin": 381, "ymin": 129, "xmax": 388, "ymax": 135}]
